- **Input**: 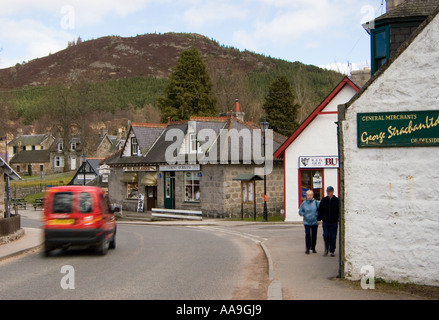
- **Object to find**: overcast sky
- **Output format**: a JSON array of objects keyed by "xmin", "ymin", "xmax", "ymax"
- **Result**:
[{"xmin": 0, "ymin": 0, "xmax": 386, "ymax": 73}]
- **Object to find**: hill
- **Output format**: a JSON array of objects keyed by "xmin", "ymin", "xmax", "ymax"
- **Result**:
[{"xmin": 0, "ymin": 32, "xmax": 343, "ymax": 130}]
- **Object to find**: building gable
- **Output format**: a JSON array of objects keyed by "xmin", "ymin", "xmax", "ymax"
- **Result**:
[
  {"xmin": 121, "ymin": 123, "xmax": 167, "ymax": 158},
  {"xmin": 274, "ymin": 77, "xmax": 359, "ymax": 159}
]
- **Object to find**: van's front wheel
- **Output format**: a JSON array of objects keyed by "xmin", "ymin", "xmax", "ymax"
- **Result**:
[
  {"xmin": 109, "ymin": 235, "xmax": 116, "ymax": 249},
  {"xmin": 96, "ymin": 239, "xmax": 109, "ymax": 255}
]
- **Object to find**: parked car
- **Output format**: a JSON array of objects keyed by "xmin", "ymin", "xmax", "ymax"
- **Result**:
[{"xmin": 42, "ymin": 186, "xmax": 116, "ymax": 256}]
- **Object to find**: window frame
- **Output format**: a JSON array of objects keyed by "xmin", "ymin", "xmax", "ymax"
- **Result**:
[
  {"xmin": 184, "ymin": 171, "xmax": 201, "ymax": 203},
  {"xmin": 54, "ymin": 156, "xmax": 64, "ymax": 168},
  {"xmin": 371, "ymin": 25, "xmax": 390, "ymax": 74},
  {"xmin": 131, "ymin": 137, "xmax": 139, "ymax": 156}
]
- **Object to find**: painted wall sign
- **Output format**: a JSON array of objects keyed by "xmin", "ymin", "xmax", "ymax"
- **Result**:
[
  {"xmin": 357, "ymin": 111, "xmax": 439, "ymax": 147},
  {"xmin": 159, "ymin": 164, "xmax": 201, "ymax": 171},
  {"xmin": 299, "ymin": 156, "xmax": 339, "ymax": 168}
]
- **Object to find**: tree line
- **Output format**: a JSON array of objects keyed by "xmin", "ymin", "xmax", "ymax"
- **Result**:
[{"xmin": 1, "ymin": 48, "xmax": 343, "ymax": 156}]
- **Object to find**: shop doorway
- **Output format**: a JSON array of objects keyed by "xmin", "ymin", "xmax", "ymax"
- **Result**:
[
  {"xmin": 145, "ymin": 186, "xmax": 157, "ymax": 211},
  {"xmin": 163, "ymin": 172, "xmax": 175, "ymax": 209},
  {"xmin": 299, "ymin": 169, "xmax": 324, "ymax": 205}
]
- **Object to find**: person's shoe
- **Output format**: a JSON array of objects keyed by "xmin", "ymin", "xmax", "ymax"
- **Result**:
[
  {"xmin": 305, "ymin": 250, "xmax": 310, "ymax": 254},
  {"xmin": 312, "ymin": 249, "xmax": 317, "ymax": 253},
  {"xmin": 323, "ymin": 251, "xmax": 328, "ymax": 256},
  {"xmin": 330, "ymin": 252, "xmax": 335, "ymax": 257}
]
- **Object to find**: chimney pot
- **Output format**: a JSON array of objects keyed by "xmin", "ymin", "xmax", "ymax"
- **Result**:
[{"xmin": 234, "ymin": 99, "xmax": 240, "ymax": 112}]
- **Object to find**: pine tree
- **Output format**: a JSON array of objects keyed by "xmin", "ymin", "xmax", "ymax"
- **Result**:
[
  {"xmin": 263, "ymin": 76, "xmax": 300, "ymax": 137},
  {"xmin": 158, "ymin": 48, "xmax": 217, "ymax": 122}
]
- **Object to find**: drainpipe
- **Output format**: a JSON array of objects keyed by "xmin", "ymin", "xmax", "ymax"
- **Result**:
[{"xmin": 336, "ymin": 103, "xmax": 348, "ymax": 279}]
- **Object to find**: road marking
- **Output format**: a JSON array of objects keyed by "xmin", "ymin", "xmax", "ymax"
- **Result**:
[
  {"xmin": 188, "ymin": 226, "xmax": 282, "ymax": 300},
  {"xmin": 188, "ymin": 226, "xmax": 267, "ymax": 243}
]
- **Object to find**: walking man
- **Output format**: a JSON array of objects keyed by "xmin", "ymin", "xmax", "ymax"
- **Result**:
[{"xmin": 318, "ymin": 186, "xmax": 339, "ymax": 256}]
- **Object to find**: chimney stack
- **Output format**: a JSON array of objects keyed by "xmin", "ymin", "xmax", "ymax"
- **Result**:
[
  {"xmin": 386, "ymin": 0, "xmax": 405, "ymax": 12},
  {"xmin": 219, "ymin": 99, "xmax": 245, "ymax": 121}
]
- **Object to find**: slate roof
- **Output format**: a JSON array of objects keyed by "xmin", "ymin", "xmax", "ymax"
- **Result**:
[
  {"xmin": 8, "ymin": 134, "xmax": 51, "ymax": 147},
  {"xmin": 49, "ymin": 137, "xmax": 82, "ymax": 152},
  {"xmin": 377, "ymin": 0, "xmax": 439, "ymax": 22},
  {"xmin": 142, "ymin": 122, "xmax": 188, "ymax": 164},
  {"xmin": 131, "ymin": 123, "xmax": 167, "ymax": 155},
  {"xmin": 105, "ymin": 116, "xmax": 287, "ymax": 167},
  {"xmin": 9, "ymin": 150, "xmax": 51, "ymax": 163},
  {"xmin": 143, "ymin": 117, "xmax": 286, "ymax": 165}
]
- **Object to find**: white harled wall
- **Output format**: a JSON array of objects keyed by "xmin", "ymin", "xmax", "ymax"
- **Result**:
[
  {"xmin": 341, "ymin": 14, "xmax": 439, "ymax": 286},
  {"xmin": 284, "ymin": 85, "xmax": 357, "ymax": 222}
]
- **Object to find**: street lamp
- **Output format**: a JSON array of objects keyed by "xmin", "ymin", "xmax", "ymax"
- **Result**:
[
  {"xmin": 82, "ymin": 154, "xmax": 87, "ymax": 186},
  {"xmin": 260, "ymin": 118, "xmax": 269, "ymax": 222}
]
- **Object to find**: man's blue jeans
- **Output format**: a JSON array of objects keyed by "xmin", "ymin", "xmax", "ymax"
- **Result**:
[{"xmin": 322, "ymin": 222, "xmax": 338, "ymax": 253}]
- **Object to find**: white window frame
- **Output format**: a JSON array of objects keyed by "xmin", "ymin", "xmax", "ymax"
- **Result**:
[
  {"xmin": 189, "ymin": 133, "xmax": 200, "ymax": 154},
  {"xmin": 54, "ymin": 156, "xmax": 64, "ymax": 168},
  {"xmin": 131, "ymin": 137, "xmax": 139, "ymax": 156}
]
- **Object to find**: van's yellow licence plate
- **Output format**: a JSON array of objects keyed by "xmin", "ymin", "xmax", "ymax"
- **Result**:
[{"xmin": 47, "ymin": 219, "xmax": 75, "ymax": 225}]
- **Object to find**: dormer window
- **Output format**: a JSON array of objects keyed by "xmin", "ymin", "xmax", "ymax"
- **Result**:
[
  {"xmin": 58, "ymin": 143, "xmax": 63, "ymax": 152},
  {"xmin": 371, "ymin": 26, "xmax": 389, "ymax": 74},
  {"xmin": 131, "ymin": 137, "xmax": 139, "ymax": 156},
  {"xmin": 71, "ymin": 143, "xmax": 76, "ymax": 151},
  {"xmin": 189, "ymin": 133, "xmax": 200, "ymax": 153}
]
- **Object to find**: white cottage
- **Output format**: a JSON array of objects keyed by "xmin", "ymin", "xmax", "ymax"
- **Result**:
[
  {"xmin": 275, "ymin": 77, "xmax": 359, "ymax": 222},
  {"xmin": 339, "ymin": 6, "xmax": 439, "ymax": 286}
]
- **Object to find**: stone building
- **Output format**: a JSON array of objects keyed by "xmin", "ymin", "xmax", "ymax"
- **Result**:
[
  {"xmin": 105, "ymin": 111, "xmax": 286, "ymax": 219},
  {"xmin": 9, "ymin": 150, "xmax": 51, "ymax": 176},
  {"xmin": 7, "ymin": 133, "xmax": 54, "ymax": 160},
  {"xmin": 339, "ymin": 3, "xmax": 439, "ymax": 286}
]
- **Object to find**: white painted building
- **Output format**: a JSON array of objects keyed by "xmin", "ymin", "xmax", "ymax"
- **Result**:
[
  {"xmin": 275, "ymin": 77, "xmax": 359, "ymax": 222},
  {"xmin": 339, "ymin": 7, "xmax": 439, "ymax": 286}
]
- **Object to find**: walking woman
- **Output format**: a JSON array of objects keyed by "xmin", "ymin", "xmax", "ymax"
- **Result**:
[{"xmin": 298, "ymin": 190, "xmax": 319, "ymax": 254}]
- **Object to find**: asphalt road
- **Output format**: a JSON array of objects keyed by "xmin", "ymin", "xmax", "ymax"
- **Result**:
[{"xmin": 0, "ymin": 219, "xmax": 265, "ymax": 300}]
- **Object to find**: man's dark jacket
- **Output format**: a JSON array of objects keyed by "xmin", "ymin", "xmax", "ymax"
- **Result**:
[{"xmin": 317, "ymin": 195, "xmax": 339, "ymax": 223}]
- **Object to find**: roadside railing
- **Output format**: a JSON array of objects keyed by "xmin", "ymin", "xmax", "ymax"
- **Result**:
[{"xmin": 151, "ymin": 208, "xmax": 202, "ymax": 220}]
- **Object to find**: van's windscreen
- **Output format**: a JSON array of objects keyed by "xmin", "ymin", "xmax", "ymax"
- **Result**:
[{"xmin": 52, "ymin": 192, "xmax": 73, "ymax": 213}]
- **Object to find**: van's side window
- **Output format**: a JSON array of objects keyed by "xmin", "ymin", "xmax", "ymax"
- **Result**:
[
  {"xmin": 101, "ymin": 195, "xmax": 111, "ymax": 214},
  {"xmin": 79, "ymin": 192, "xmax": 93, "ymax": 213},
  {"xmin": 52, "ymin": 192, "xmax": 73, "ymax": 213}
]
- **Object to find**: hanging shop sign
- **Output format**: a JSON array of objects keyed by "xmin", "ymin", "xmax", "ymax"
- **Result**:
[
  {"xmin": 357, "ymin": 110, "xmax": 439, "ymax": 148},
  {"xmin": 124, "ymin": 166, "xmax": 156, "ymax": 172},
  {"xmin": 299, "ymin": 156, "xmax": 339, "ymax": 169}
]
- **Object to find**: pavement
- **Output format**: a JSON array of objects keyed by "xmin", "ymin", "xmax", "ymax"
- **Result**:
[{"xmin": 0, "ymin": 209, "xmax": 432, "ymax": 300}]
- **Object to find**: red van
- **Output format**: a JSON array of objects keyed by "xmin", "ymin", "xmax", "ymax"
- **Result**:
[{"xmin": 42, "ymin": 186, "xmax": 116, "ymax": 256}]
